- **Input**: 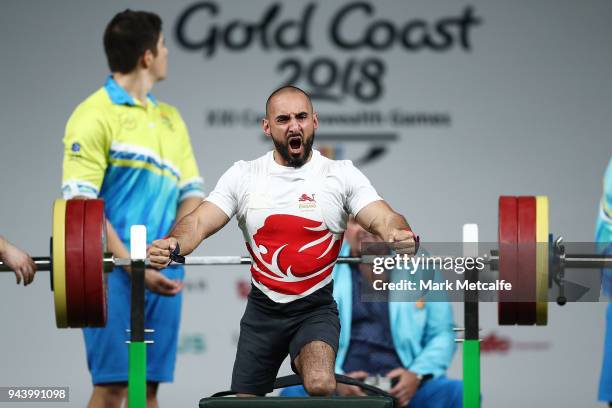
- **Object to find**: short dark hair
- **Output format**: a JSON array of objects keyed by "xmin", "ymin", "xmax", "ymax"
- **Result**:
[
  {"xmin": 103, "ymin": 10, "xmax": 162, "ymax": 73},
  {"xmin": 265, "ymin": 86, "xmax": 313, "ymax": 117}
]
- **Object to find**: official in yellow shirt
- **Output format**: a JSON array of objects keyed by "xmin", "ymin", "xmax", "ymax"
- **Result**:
[{"xmin": 61, "ymin": 10, "xmax": 204, "ymax": 408}]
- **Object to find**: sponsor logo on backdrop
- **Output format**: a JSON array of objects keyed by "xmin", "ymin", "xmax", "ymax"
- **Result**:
[
  {"xmin": 237, "ymin": 279, "xmax": 251, "ymax": 299},
  {"xmin": 178, "ymin": 333, "xmax": 207, "ymax": 355},
  {"xmin": 480, "ymin": 332, "xmax": 552, "ymax": 355},
  {"xmin": 174, "ymin": 1, "xmax": 482, "ymax": 164},
  {"xmin": 183, "ymin": 278, "xmax": 208, "ymax": 293}
]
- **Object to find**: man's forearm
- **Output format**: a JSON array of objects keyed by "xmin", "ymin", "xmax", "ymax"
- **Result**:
[
  {"xmin": 167, "ymin": 196, "xmax": 205, "ymax": 254},
  {"xmin": 164, "ymin": 200, "xmax": 230, "ymax": 257},
  {"xmin": 167, "ymin": 210, "xmax": 204, "ymax": 256},
  {"xmin": 369, "ymin": 211, "xmax": 411, "ymax": 241},
  {"xmin": 356, "ymin": 201, "xmax": 412, "ymax": 241},
  {"xmin": 104, "ymin": 197, "xmax": 203, "ymax": 261},
  {"xmin": 175, "ymin": 197, "xmax": 204, "ymax": 226}
]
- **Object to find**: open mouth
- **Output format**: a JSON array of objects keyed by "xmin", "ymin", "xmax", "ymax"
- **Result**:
[{"xmin": 288, "ymin": 136, "xmax": 303, "ymax": 154}]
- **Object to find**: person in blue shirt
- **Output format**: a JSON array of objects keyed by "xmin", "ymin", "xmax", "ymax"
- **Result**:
[
  {"xmin": 62, "ymin": 10, "xmax": 205, "ymax": 408},
  {"xmin": 597, "ymin": 157, "xmax": 612, "ymax": 406},
  {"xmin": 282, "ymin": 218, "xmax": 462, "ymax": 407}
]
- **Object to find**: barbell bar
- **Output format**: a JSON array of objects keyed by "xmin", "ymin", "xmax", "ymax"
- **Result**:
[
  {"xmin": 3, "ymin": 249, "xmax": 608, "ymax": 270},
  {"xmin": 0, "ymin": 198, "xmax": 611, "ymax": 329},
  {"xmin": 1, "ymin": 255, "xmax": 364, "ymax": 269}
]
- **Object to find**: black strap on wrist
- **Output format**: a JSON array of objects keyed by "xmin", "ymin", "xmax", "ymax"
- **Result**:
[{"xmin": 169, "ymin": 242, "xmax": 185, "ymax": 264}]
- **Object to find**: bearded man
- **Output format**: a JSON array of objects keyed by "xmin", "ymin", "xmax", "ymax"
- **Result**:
[{"xmin": 149, "ymin": 85, "xmax": 417, "ymax": 397}]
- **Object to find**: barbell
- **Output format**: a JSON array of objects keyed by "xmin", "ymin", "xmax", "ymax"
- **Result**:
[{"xmin": 0, "ymin": 197, "xmax": 610, "ymax": 329}]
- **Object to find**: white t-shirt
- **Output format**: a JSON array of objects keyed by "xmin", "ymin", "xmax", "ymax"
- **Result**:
[{"xmin": 207, "ymin": 150, "xmax": 382, "ymax": 302}]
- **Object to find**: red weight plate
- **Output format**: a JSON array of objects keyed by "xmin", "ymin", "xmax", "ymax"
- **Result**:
[
  {"xmin": 65, "ymin": 199, "xmax": 87, "ymax": 327},
  {"xmin": 516, "ymin": 196, "xmax": 536, "ymax": 325},
  {"xmin": 498, "ymin": 196, "xmax": 518, "ymax": 325},
  {"xmin": 84, "ymin": 199, "xmax": 107, "ymax": 327}
]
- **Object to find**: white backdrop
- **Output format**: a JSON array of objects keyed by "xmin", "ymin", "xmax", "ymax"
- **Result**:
[{"xmin": 0, "ymin": 0, "xmax": 610, "ymax": 406}]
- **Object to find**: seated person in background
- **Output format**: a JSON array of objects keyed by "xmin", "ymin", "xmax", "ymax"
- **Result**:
[
  {"xmin": 597, "ymin": 157, "xmax": 612, "ymax": 407},
  {"xmin": 0, "ymin": 235, "xmax": 36, "ymax": 286},
  {"xmin": 282, "ymin": 218, "xmax": 462, "ymax": 408}
]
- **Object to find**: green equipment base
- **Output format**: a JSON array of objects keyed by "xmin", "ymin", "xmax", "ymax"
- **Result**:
[
  {"xmin": 128, "ymin": 342, "xmax": 146, "ymax": 407},
  {"xmin": 463, "ymin": 339, "xmax": 481, "ymax": 408}
]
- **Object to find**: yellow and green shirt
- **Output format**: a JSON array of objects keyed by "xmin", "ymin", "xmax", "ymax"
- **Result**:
[{"xmin": 62, "ymin": 76, "xmax": 204, "ymax": 246}]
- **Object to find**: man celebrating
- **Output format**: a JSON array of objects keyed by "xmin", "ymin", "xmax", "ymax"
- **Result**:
[
  {"xmin": 62, "ymin": 10, "xmax": 204, "ymax": 408},
  {"xmin": 149, "ymin": 86, "xmax": 416, "ymax": 396}
]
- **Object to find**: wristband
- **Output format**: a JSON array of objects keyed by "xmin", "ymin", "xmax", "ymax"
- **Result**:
[{"xmin": 169, "ymin": 242, "xmax": 185, "ymax": 264}]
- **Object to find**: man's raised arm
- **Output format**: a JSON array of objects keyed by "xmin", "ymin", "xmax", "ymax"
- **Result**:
[
  {"xmin": 148, "ymin": 200, "xmax": 230, "ymax": 269},
  {"xmin": 354, "ymin": 200, "xmax": 417, "ymax": 255}
]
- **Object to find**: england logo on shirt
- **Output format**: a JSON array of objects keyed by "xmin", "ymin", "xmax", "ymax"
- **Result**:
[{"xmin": 298, "ymin": 193, "xmax": 316, "ymax": 209}]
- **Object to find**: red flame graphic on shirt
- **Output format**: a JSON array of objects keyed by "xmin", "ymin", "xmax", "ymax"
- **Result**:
[{"xmin": 246, "ymin": 214, "xmax": 342, "ymax": 295}]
